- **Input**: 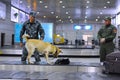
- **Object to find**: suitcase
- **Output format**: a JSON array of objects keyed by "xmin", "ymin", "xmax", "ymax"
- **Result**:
[{"xmin": 104, "ymin": 51, "xmax": 120, "ymax": 74}]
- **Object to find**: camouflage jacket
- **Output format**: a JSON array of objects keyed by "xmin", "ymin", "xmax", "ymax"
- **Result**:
[
  {"xmin": 20, "ymin": 19, "xmax": 45, "ymax": 43},
  {"xmin": 97, "ymin": 24, "xmax": 117, "ymax": 43}
]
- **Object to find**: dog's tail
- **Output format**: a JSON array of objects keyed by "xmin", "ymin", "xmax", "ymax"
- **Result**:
[{"xmin": 22, "ymin": 34, "xmax": 30, "ymax": 41}]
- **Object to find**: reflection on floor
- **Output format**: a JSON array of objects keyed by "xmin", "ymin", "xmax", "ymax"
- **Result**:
[
  {"xmin": 0, "ymin": 70, "xmax": 120, "ymax": 80},
  {"xmin": 1, "ymin": 48, "xmax": 99, "ymax": 57}
]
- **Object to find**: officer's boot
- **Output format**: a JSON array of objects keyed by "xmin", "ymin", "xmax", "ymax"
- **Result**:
[
  {"xmin": 34, "ymin": 49, "xmax": 41, "ymax": 64},
  {"xmin": 21, "ymin": 47, "xmax": 28, "ymax": 64}
]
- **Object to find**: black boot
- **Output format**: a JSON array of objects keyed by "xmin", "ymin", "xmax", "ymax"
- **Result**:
[
  {"xmin": 21, "ymin": 47, "xmax": 28, "ymax": 64},
  {"xmin": 34, "ymin": 49, "xmax": 41, "ymax": 64}
]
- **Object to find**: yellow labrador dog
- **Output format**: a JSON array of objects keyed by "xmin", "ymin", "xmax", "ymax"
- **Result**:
[{"xmin": 22, "ymin": 34, "xmax": 62, "ymax": 64}]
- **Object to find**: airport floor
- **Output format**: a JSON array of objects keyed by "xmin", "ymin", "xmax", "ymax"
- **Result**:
[
  {"xmin": 0, "ymin": 46, "xmax": 120, "ymax": 80},
  {"xmin": 0, "ymin": 57, "xmax": 120, "ymax": 80}
]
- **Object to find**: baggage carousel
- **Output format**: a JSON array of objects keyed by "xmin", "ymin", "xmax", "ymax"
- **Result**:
[
  {"xmin": 56, "ymin": 45, "xmax": 95, "ymax": 49},
  {"xmin": 0, "ymin": 45, "xmax": 99, "ymax": 57}
]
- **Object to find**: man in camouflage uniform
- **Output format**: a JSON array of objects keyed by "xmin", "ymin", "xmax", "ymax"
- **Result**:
[
  {"xmin": 20, "ymin": 11, "xmax": 45, "ymax": 64},
  {"xmin": 97, "ymin": 17, "xmax": 117, "ymax": 65}
]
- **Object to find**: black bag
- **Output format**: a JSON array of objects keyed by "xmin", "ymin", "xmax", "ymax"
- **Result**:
[
  {"xmin": 104, "ymin": 51, "xmax": 120, "ymax": 74},
  {"xmin": 55, "ymin": 58, "xmax": 70, "ymax": 65}
]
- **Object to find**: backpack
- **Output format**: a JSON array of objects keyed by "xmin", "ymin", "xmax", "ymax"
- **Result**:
[{"xmin": 55, "ymin": 58, "xmax": 70, "ymax": 65}]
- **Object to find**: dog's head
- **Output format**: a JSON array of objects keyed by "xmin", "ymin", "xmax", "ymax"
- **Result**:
[
  {"xmin": 53, "ymin": 47, "xmax": 63, "ymax": 58},
  {"xmin": 22, "ymin": 34, "xmax": 30, "ymax": 41}
]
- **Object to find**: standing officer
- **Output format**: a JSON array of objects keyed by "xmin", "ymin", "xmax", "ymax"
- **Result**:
[
  {"xmin": 97, "ymin": 17, "xmax": 117, "ymax": 65},
  {"xmin": 20, "ymin": 11, "xmax": 45, "ymax": 64}
]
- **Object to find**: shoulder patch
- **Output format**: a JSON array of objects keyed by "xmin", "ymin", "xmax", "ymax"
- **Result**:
[{"xmin": 113, "ymin": 29, "xmax": 117, "ymax": 33}]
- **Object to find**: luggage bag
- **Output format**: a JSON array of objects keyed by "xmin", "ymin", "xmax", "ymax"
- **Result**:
[{"xmin": 104, "ymin": 51, "xmax": 120, "ymax": 73}]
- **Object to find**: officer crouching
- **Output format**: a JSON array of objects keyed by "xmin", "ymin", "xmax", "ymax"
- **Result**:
[{"xmin": 19, "ymin": 11, "xmax": 45, "ymax": 64}]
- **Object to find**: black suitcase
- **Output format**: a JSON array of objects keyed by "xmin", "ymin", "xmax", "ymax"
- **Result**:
[{"xmin": 104, "ymin": 51, "xmax": 120, "ymax": 74}]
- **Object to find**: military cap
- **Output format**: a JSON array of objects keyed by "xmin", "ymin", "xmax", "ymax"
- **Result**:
[
  {"xmin": 29, "ymin": 11, "xmax": 36, "ymax": 18},
  {"xmin": 104, "ymin": 17, "xmax": 111, "ymax": 21}
]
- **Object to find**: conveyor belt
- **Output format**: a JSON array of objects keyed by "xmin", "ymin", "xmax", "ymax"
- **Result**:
[{"xmin": 0, "ymin": 48, "xmax": 99, "ymax": 58}]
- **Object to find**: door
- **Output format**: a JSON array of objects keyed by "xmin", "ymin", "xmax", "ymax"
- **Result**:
[
  {"xmin": 1, "ymin": 33, "xmax": 5, "ymax": 47},
  {"xmin": 12, "ymin": 34, "xmax": 14, "ymax": 45},
  {"xmin": 82, "ymin": 34, "xmax": 93, "ymax": 45}
]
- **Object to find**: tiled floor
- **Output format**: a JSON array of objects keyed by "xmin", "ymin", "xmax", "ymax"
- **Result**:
[{"xmin": 0, "ymin": 67, "xmax": 120, "ymax": 80}]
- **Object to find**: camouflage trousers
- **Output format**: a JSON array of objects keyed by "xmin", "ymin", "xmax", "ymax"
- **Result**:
[
  {"xmin": 21, "ymin": 46, "xmax": 41, "ymax": 62},
  {"xmin": 99, "ymin": 42, "xmax": 114, "ymax": 62}
]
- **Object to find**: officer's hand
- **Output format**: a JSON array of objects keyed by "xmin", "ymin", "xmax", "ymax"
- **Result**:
[
  {"xmin": 100, "ymin": 38, "xmax": 105, "ymax": 43},
  {"xmin": 20, "ymin": 42, "xmax": 23, "ymax": 47}
]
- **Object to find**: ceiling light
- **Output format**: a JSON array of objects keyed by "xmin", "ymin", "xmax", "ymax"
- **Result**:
[
  {"xmin": 97, "ymin": 16, "xmax": 100, "ymax": 18},
  {"xmin": 37, "ymin": 12, "xmax": 40, "ymax": 14},
  {"xmin": 85, "ymin": 16, "xmax": 87, "ymax": 18},
  {"xmin": 96, "ymin": 19, "xmax": 98, "ymax": 21},
  {"xmin": 59, "ymin": 1, "xmax": 63, "ymax": 3},
  {"xmin": 86, "ymin": 6, "xmax": 89, "ymax": 8},
  {"xmin": 104, "ymin": 6, "xmax": 107, "ymax": 8},
  {"xmin": 85, "ymin": 12, "xmax": 88, "ymax": 14},
  {"xmin": 39, "ymin": 1, "xmax": 43, "ymax": 3},
  {"xmin": 70, "ymin": 19, "xmax": 72, "ymax": 21},
  {"xmin": 66, "ymin": 12, "xmax": 69, "ymax": 14},
  {"xmin": 44, "ymin": 6, "xmax": 48, "ymax": 8},
  {"xmin": 43, "ymin": 16, "xmax": 46, "ymax": 18},
  {"xmin": 71, "ymin": 21, "xmax": 73, "ymax": 23},
  {"xmin": 62, "ymin": 6, "xmax": 65, "ymax": 8},
  {"xmin": 51, "ymin": 12, "xmax": 54, "ymax": 14},
  {"xmin": 68, "ymin": 16, "xmax": 71, "ymax": 18},
  {"xmin": 107, "ymin": 1, "xmax": 110, "ymax": 4},
  {"xmin": 100, "ymin": 12, "xmax": 103, "ymax": 14},
  {"xmin": 59, "ymin": 19, "xmax": 61, "ymax": 21},
  {"xmin": 56, "ymin": 16, "xmax": 59, "ymax": 18},
  {"xmin": 20, "ymin": 1, "xmax": 23, "ymax": 3},
  {"xmin": 86, "ymin": 1, "xmax": 90, "ymax": 3},
  {"xmin": 84, "ymin": 19, "xmax": 87, "ymax": 23},
  {"xmin": 27, "ymin": 6, "xmax": 30, "ymax": 8}
]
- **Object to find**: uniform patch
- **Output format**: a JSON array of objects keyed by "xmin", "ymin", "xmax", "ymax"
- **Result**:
[{"xmin": 113, "ymin": 29, "xmax": 117, "ymax": 33}]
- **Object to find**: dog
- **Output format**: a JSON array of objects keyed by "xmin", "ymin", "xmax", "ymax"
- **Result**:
[{"xmin": 22, "ymin": 34, "xmax": 62, "ymax": 64}]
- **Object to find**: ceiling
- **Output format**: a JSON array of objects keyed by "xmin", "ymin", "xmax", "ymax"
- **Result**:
[{"xmin": 3, "ymin": 0, "xmax": 120, "ymax": 24}]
